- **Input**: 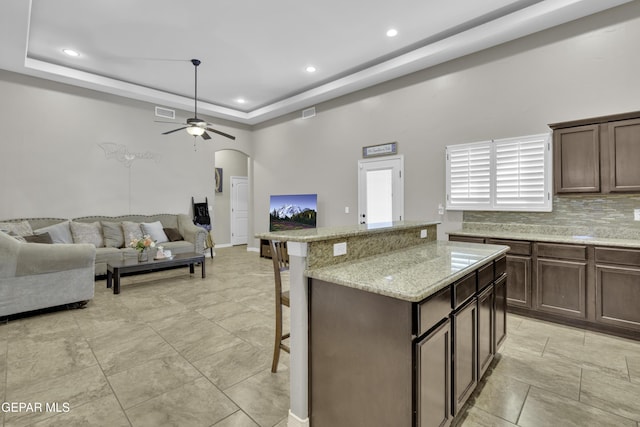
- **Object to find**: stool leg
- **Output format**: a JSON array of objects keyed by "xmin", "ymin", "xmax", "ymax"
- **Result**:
[{"xmin": 272, "ymin": 301, "xmax": 283, "ymax": 373}]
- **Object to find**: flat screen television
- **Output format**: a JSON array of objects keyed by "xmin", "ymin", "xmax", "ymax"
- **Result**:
[{"xmin": 269, "ymin": 193, "xmax": 317, "ymax": 232}]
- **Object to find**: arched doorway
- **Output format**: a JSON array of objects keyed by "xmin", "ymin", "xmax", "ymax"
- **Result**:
[{"xmin": 213, "ymin": 149, "xmax": 250, "ymax": 247}]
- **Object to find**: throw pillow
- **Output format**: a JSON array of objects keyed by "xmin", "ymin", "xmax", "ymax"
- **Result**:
[
  {"xmin": 2, "ymin": 230, "xmax": 27, "ymax": 243},
  {"xmin": 70, "ymin": 221, "xmax": 104, "ymax": 247},
  {"xmin": 24, "ymin": 232, "xmax": 53, "ymax": 244},
  {"xmin": 102, "ymin": 221, "xmax": 125, "ymax": 248},
  {"xmin": 163, "ymin": 228, "xmax": 183, "ymax": 242},
  {"xmin": 141, "ymin": 221, "xmax": 169, "ymax": 243},
  {"xmin": 122, "ymin": 221, "xmax": 143, "ymax": 243},
  {"xmin": 0, "ymin": 220, "xmax": 33, "ymax": 236},
  {"xmin": 34, "ymin": 221, "xmax": 73, "ymax": 244}
]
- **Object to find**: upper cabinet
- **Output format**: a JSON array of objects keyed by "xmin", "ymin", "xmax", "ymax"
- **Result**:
[{"xmin": 550, "ymin": 111, "xmax": 640, "ymax": 194}]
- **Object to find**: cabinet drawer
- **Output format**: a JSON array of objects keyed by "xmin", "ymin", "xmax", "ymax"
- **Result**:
[
  {"xmin": 453, "ymin": 272, "xmax": 477, "ymax": 309},
  {"xmin": 478, "ymin": 262, "xmax": 493, "ymax": 291},
  {"xmin": 537, "ymin": 243, "xmax": 586, "ymax": 261},
  {"xmin": 487, "ymin": 239, "xmax": 531, "ymax": 256},
  {"xmin": 595, "ymin": 247, "xmax": 640, "ymax": 266},
  {"xmin": 417, "ymin": 286, "xmax": 452, "ymax": 336},
  {"xmin": 449, "ymin": 234, "xmax": 485, "ymax": 244}
]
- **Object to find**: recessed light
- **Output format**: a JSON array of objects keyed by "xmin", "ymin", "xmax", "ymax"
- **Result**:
[
  {"xmin": 62, "ymin": 48, "xmax": 80, "ymax": 57},
  {"xmin": 236, "ymin": 98, "xmax": 246, "ymax": 104},
  {"xmin": 386, "ymin": 29, "xmax": 398, "ymax": 38},
  {"xmin": 306, "ymin": 66, "xmax": 316, "ymax": 73}
]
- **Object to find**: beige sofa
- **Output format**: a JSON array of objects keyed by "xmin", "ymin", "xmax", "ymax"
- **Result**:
[
  {"xmin": 0, "ymin": 230, "xmax": 95, "ymax": 317},
  {"xmin": 0, "ymin": 214, "xmax": 208, "ymax": 276}
]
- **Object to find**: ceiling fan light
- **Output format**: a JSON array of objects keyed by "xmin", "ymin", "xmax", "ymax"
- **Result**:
[{"xmin": 186, "ymin": 126, "xmax": 205, "ymax": 136}]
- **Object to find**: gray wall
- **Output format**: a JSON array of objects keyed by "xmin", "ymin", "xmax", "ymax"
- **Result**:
[
  {"xmin": 251, "ymin": 2, "xmax": 640, "ymax": 245},
  {"xmin": 2, "ymin": 2, "xmax": 640, "ymax": 250},
  {"xmin": 0, "ymin": 71, "xmax": 252, "ymax": 220},
  {"xmin": 213, "ymin": 149, "xmax": 249, "ymax": 246}
]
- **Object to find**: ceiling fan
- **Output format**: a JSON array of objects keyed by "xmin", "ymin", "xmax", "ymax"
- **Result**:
[{"xmin": 159, "ymin": 59, "xmax": 236, "ymax": 141}]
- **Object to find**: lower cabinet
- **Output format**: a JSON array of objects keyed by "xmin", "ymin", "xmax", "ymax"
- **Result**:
[
  {"xmin": 494, "ymin": 274, "xmax": 507, "ymax": 351},
  {"xmin": 477, "ymin": 284, "xmax": 494, "ymax": 377},
  {"xmin": 452, "ymin": 298, "xmax": 478, "ymax": 415},
  {"xmin": 595, "ymin": 247, "xmax": 640, "ymax": 332},
  {"xmin": 416, "ymin": 319, "xmax": 451, "ymax": 427},
  {"xmin": 535, "ymin": 258, "xmax": 587, "ymax": 319}
]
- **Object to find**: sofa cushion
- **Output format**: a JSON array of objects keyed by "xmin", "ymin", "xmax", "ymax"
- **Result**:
[
  {"xmin": 164, "ymin": 227, "xmax": 183, "ymax": 242},
  {"xmin": 70, "ymin": 221, "xmax": 104, "ymax": 248},
  {"xmin": 2, "ymin": 230, "xmax": 27, "ymax": 243},
  {"xmin": 142, "ymin": 221, "xmax": 169, "ymax": 243},
  {"xmin": 102, "ymin": 221, "xmax": 124, "ymax": 248},
  {"xmin": 122, "ymin": 221, "xmax": 143, "ymax": 244},
  {"xmin": 24, "ymin": 232, "xmax": 53, "ymax": 244},
  {"xmin": 0, "ymin": 220, "xmax": 33, "ymax": 236},
  {"xmin": 34, "ymin": 221, "xmax": 73, "ymax": 244}
]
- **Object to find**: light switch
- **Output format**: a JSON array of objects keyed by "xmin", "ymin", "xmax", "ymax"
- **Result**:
[
  {"xmin": 635, "ymin": 208, "xmax": 640, "ymax": 221},
  {"xmin": 345, "ymin": 206, "xmax": 350, "ymax": 214}
]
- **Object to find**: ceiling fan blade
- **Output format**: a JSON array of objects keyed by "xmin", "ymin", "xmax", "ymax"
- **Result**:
[
  {"xmin": 155, "ymin": 120, "xmax": 187, "ymax": 125},
  {"xmin": 162, "ymin": 127, "xmax": 188, "ymax": 135},
  {"xmin": 205, "ymin": 127, "xmax": 236, "ymax": 140},
  {"xmin": 201, "ymin": 131, "xmax": 211, "ymax": 140}
]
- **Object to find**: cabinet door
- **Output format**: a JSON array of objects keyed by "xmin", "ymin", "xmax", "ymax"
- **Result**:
[
  {"xmin": 452, "ymin": 299, "xmax": 477, "ymax": 415},
  {"xmin": 553, "ymin": 125, "xmax": 600, "ymax": 193},
  {"xmin": 477, "ymin": 285, "xmax": 494, "ymax": 378},
  {"xmin": 607, "ymin": 118, "xmax": 640, "ymax": 192},
  {"xmin": 506, "ymin": 255, "xmax": 531, "ymax": 309},
  {"xmin": 535, "ymin": 258, "xmax": 587, "ymax": 319},
  {"xmin": 416, "ymin": 319, "xmax": 452, "ymax": 427},
  {"xmin": 596, "ymin": 265, "xmax": 640, "ymax": 331},
  {"xmin": 494, "ymin": 274, "xmax": 507, "ymax": 351}
]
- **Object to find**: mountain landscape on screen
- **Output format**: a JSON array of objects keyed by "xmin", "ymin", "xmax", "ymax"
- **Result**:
[{"xmin": 270, "ymin": 194, "xmax": 317, "ymax": 231}]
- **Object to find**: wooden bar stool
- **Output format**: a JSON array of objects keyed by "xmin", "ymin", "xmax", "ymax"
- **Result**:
[{"xmin": 270, "ymin": 240, "xmax": 290, "ymax": 373}]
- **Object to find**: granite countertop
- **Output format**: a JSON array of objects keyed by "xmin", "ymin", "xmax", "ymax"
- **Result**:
[
  {"xmin": 306, "ymin": 241, "xmax": 509, "ymax": 302},
  {"xmin": 449, "ymin": 224, "xmax": 640, "ymax": 249},
  {"xmin": 255, "ymin": 220, "xmax": 440, "ymax": 243}
]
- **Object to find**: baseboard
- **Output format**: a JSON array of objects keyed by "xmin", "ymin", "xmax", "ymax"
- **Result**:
[
  {"xmin": 287, "ymin": 410, "xmax": 309, "ymax": 427},
  {"xmin": 214, "ymin": 243, "xmax": 232, "ymax": 249},
  {"xmin": 247, "ymin": 246, "xmax": 259, "ymax": 253}
]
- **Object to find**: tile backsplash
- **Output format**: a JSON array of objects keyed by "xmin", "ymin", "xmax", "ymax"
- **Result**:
[{"xmin": 464, "ymin": 194, "xmax": 640, "ymax": 231}]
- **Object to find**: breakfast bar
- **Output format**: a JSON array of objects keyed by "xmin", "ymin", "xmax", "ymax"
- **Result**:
[{"xmin": 257, "ymin": 221, "xmax": 509, "ymax": 427}]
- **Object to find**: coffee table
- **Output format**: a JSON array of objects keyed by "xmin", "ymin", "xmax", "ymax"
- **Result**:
[{"xmin": 106, "ymin": 252, "xmax": 205, "ymax": 294}]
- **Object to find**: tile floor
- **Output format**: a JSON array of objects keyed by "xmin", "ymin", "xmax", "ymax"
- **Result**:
[{"xmin": 0, "ymin": 245, "xmax": 639, "ymax": 427}]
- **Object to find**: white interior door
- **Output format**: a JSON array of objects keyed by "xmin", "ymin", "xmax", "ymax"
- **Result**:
[
  {"xmin": 231, "ymin": 176, "xmax": 248, "ymax": 245},
  {"xmin": 358, "ymin": 156, "xmax": 404, "ymax": 225}
]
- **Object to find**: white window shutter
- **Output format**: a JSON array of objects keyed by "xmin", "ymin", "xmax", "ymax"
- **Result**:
[
  {"xmin": 446, "ymin": 133, "xmax": 552, "ymax": 212},
  {"xmin": 446, "ymin": 142, "xmax": 492, "ymax": 209},
  {"xmin": 495, "ymin": 134, "xmax": 550, "ymax": 209}
]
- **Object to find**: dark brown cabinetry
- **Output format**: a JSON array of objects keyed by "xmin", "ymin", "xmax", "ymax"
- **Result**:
[
  {"xmin": 487, "ymin": 238, "xmax": 532, "ymax": 309},
  {"xmin": 553, "ymin": 125, "xmax": 600, "ymax": 193},
  {"xmin": 450, "ymin": 232, "xmax": 640, "ymax": 340},
  {"xmin": 550, "ymin": 111, "xmax": 640, "ymax": 194},
  {"xmin": 452, "ymin": 298, "xmax": 477, "ymax": 415},
  {"xmin": 595, "ymin": 247, "xmax": 640, "ymax": 332},
  {"xmin": 309, "ymin": 256, "xmax": 508, "ymax": 427},
  {"xmin": 416, "ymin": 319, "xmax": 451, "ymax": 427},
  {"xmin": 534, "ymin": 243, "xmax": 587, "ymax": 319}
]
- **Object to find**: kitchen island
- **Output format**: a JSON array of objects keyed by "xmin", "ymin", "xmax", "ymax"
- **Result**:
[{"xmin": 257, "ymin": 221, "xmax": 508, "ymax": 427}]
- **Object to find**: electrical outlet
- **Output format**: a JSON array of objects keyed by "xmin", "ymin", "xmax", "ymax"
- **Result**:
[
  {"xmin": 420, "ymin": 229, "xmax": 428, "ymax": 238},
  {"xmin": 635, "ymin": 209, "xmax": 640, "ymax": 221},
  {"xmin": 438, "ymin": 203, "xmax": 444, "ymax": 215},
  {"xmin": 345, "ymin": 206, "xmax": 350, "ymax": 214},
  {"xmin": 333, "ymin": 242, "xmax": 347, "ymax": 256}
]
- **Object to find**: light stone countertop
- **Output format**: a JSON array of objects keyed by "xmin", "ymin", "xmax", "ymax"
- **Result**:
[
  {"xmin": 449, "ymin": 225, "xmax": 640, "ymax": 249},
  {"xmin": 306, "ymin": 241, "xmax": 509, "ymax": 302},
  {"xmin": 255, "ymin": 220, "xmax": 440, "ymax": 243}
]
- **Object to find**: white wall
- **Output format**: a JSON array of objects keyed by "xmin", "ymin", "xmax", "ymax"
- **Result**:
[
  {"xmin": 251, "ymin": 2, "xmax": 640, "ymax": 244},
  {"xmin": 0, "ymin": 71, "xmax": 252, "ymax": 220}
]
